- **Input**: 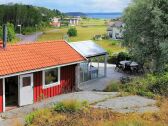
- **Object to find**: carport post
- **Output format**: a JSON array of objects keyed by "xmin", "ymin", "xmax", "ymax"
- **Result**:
[
  {"xmin": 3, "ymin": 78, "xmax": 5, "ymax": 112},
  {"xmin": 104, "ymin": 54, "xmax": 108, "ymax": 77}
]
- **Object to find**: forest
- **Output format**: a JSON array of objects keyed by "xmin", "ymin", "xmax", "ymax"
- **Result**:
[{"xmin": 0, "ymin": 3, "xmax": 63, "ymax": 35}]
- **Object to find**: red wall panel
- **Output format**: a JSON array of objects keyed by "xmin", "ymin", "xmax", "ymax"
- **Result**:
[
  {"xmin": 0, "ymin": 79, "xmax": 3, "ymax": 112},
  {"xmin": 33, "ymin": 65, "xmax": 76, "ymax": 102}
]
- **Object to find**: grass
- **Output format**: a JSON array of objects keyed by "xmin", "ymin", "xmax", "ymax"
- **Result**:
[
  {"xmin": 80, "ymin": 18, "xmax": 107, "ymax": 26},
  {"xmin": 38, "ymin": 25, "xmax": 125, "ymax": 55},
  {"xmin": 14, "ymin": 99, "xmax": 168, "ymax": 126}
]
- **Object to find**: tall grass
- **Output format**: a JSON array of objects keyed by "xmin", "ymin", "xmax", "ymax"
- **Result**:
[
  {"xmin": 24, "ymin": 99, "xmax": 168, "ymax": 126},
  {"xmin": 53, "ymin": 99, "xmax": 88, "ymax": 113}
]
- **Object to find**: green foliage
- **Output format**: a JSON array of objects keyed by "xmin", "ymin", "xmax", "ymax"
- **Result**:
[
  {"xmin": 67, "ymin": 27, "xmax": 77, "ymax": 37},
  {"xmin": 148, "ymin": 73, "xmax": 168, "ymax": 97},
  {"xmin": 105, "ymin": 72, "xmax": 168, "ymax": 98},
  {"xmin": 123, "ymin": 0, "xmax": 168, "ymax": 73},
  {"xmin": 111, "ymin": 41, "xmax": 117, "ymax": 45},
  {"xmin": 25, "ymin": 109, "xmax": 48, "ymax": 125},
  {"xmin": 105, "ymin": 82, "xmax": 120, "ymax": 92},
  {"xmin": 0, "ymin": 4, "xmax": 63, "ymax": 34},
  {"xmin": 53, "ymin": 99, "xmax": 88, "ymax": 113},
  {"xmin": 108, "ymin": 52, "xmax": 131, "ymax": 64},
  {"xmin": 0, "ymin": 23, "xmax": 16, "ymax": 42},
  {"xmin": 7, "ymin": 23, "xmax": 16, "ymax": 42},
  {"xmin": 0, "ymin": 26, "xmax": 2, "ymax": 39}
]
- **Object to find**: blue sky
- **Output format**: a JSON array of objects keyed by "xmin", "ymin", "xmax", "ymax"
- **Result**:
[{"xmin": 0, "ymin": 0, "xmax": 131, "ymax": 13}]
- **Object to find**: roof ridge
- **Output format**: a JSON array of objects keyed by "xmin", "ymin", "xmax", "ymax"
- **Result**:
[{"xmin": 7, "ymin": 40, "xmax": 65, "ymax": 47}]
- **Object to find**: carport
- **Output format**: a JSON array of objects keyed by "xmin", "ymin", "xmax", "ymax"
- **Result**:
[{"xmin": 70, "ymin": 40, "xmax": 108, "ymax": 83}]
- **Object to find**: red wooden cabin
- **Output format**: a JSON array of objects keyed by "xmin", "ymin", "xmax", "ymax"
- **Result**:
[{"xmin": 0, "ymin": 40, "xmax": 85, "ymax": 112}]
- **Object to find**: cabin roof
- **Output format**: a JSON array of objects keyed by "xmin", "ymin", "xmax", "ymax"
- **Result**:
[
  {"xmin": 70, "ymin": 40, "xmax": 107, "ymax": 58},
  {"xmin": 0, "ymin": 40, "xmax": 85, "ymax": 77}
]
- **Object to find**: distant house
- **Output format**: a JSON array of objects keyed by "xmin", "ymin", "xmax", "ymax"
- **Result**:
[
  {"xmin": 107, "ymin": 21, "xmax": 125, "ymax": 39},
  {"xmin": 50, "ymin": 17, "xmax": 61, "ymax": 27},
  {"xmin": 65, "ymin": 17, "xmax": 81, "ymax": 26}
]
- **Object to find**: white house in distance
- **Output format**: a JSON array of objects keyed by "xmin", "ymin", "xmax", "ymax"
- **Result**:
[
  {"xmin": 65, "ymin": 16, "xmax": 81, "ymax": 26},
  {"xmin": 107, "ymin": 21, "xmax": 125, "ymax": 39}
]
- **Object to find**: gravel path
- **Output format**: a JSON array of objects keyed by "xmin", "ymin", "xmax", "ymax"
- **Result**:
[
  {"xmin": 16, "ymin": 29, "xmax": 59, "ymax": 44},
  {"xmin": 94, "ymin": 95, "xmax": 159, "ymax": 113},
  {"xmin": 16, "ymin": 32, "xmax": 43, "ymax": 44},
  {"xmin": 0, "ymin": 91, "xmax": 159, "ymax": 126},
  {"xmin": 0, "ymin": 91, "xmax": 119, "ymax": 126}
]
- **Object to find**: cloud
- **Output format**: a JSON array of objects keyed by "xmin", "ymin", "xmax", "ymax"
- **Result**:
[{"xmin": 0, "ymin": 0, "xmax": 131, "ymax": 12}]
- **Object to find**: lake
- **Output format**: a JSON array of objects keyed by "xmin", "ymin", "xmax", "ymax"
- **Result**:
[{"xmin": 86, "ymin": 13, "xmax": 122, "ymax": 19}]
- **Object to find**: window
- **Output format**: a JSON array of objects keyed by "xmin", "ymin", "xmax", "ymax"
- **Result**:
[
  {"xmin": 43, "ymin": 67, "xmax": 60, "ymax": 89},
  {"xmin": 22, "ymin": 77, "xmax": 31, "ymax": 87}
]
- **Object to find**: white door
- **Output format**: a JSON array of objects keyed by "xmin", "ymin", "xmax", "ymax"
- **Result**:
[{"xmin": 19, "ymin": 74, "xmax": 33, "ymax": 106}]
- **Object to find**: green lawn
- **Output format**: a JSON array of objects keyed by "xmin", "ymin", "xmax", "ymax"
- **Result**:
[{"xmin": 38, "ymin": 25, "xmax": 125, "ymax": 55}]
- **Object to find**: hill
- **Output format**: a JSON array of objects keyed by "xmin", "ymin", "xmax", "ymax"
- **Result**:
[{"xmin": 65, "ymin": 12, "xmax": 86, "ymax": 17}]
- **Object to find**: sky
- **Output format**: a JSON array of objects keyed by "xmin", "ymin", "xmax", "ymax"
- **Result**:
[{"xmin": 0, "ymin": 0, "xmax": 131, "ymax": 13}]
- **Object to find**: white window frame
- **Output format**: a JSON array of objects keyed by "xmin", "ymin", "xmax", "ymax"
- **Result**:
[{"xmin": 42, "ymin": 67, "xmax": 61, "ymax": 89}]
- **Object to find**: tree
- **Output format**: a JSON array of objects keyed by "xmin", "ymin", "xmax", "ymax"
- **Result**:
[
  {"xmin": 123, "ymin": 0, "xmax": 168, "ymax": 72},
  {"xmin": 67, "ymin": 27, "xmax": 77, "ymax": 37},
  {"xmin": 0, "ymin": 26, "xmax": 2, "ymax": 40},
  {"xmin": 0, "ymin": 4, "xmax": 63, "ymax": 34},
  {"xmin": 7, "ymin": 23, "xmax": 16, "ymax": 42},
  {"xmin": 0, "ymin": 23, "xmax": 15, "ymax": 42}
]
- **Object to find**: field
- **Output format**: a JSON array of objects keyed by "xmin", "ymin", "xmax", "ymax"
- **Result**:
[
  {"xmin": 80, "ymin": 18, "xmax": 107, "ymax": 26},
  {"xmin": 38, "ymin": 20, "xmax": 125, "ymax": 55}
]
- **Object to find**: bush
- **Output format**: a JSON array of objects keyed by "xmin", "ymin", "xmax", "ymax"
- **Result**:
[
  {"xmin": 111, "ymin": 41, "xmax": 117, "ymax": 45},
  {"xmin": 105, "ymin": 72, "xmax": 168, "ymax": 98},
  {"xmin": 117, "ymin": 52, "xmax": 131, "ymax": 61},
  {"xmin": 108, "ymin": 54, "xmax": 118, "ymax": 64},
  {"xmin": 108, "ymin": 52, "xmax": 131, "ymax": 64},
  {"xmin": 105, "ymin": 82, "xmax": 120, "ymax": 92},
  {"xmin": 25, "ymin": 109, "xmax": 51, "ymax": 125},
  {"xmin": 53, "ymin": 99, "xmax": 88, "ymax": 113},
  {"xmin": 0, "ymin": 26, "xmax": 2, "ymax": 40},
  {"xmin": 22, "ymin": 27, "xmax": 36, "ymax": 35},
  {"xmin": 7, "ymin": 23, "xmax": 16, "ymax": 42},
  {"xmin": 67, "ymin": 27, "xmax": 77, "ymax": 37},
  {"xmin": 0, "ymin": 23, "xmax": 16, "ymax": 42},
  {"xmin": 148, "ymin": 73, "xmax": 168, "ymax": 97}
]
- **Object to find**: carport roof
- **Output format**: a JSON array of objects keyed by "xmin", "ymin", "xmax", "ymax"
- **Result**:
[{"xmin": 70, "ymin": 40, "xmax": 107, "ymax": 58}]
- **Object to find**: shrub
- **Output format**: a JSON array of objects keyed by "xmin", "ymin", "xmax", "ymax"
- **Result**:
[
  {"xmin": 0, "ymin": 23, "xmax": 16, "ymax": 42},
  {"xmin": 111, "ymin": 41, "xmax": 117, "ymax": 45},
  {"xmin": 22, "ymin": 27, "xmax": 36, "ymax": 35},
  {"xmin": 105, "ymin": 72, "xmax": 168, "ymax": 98},
  {"xmin": 7, "ymin": 23, "xmax": 16, "ymax": 42},
  {"xmin": 108, "ymin": 54, "xmax": 118, "ymax": 64},
  {"xmin": 148, "ymin": 73, "xmax": 168, "ymax": 97},
  {"xmin": 67, "ymin": 27, "xmax": 77, "ymax": 37},
  {"xmin": 53, "ymin": 99, "xmax": 88, "ymax": 113},
  {"xmin": 117, "ymin": 52, "xmax": 131, "ymax": 61},
  {"xmin": 104, "ymin": 82, "xmax": 120, "ymax": 92},
  {"xmin": 25, "ymin": 109, "xmax": 51, "ymax": 125},
  {"xmin": 108, "ymin": 52, "xmax": 131, "ymax": 64},
  {"xmin": 0, "ymin": 26, "xmax": 2, "ymax": 40}
]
